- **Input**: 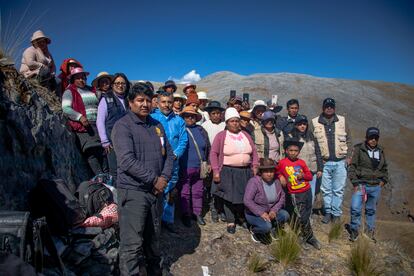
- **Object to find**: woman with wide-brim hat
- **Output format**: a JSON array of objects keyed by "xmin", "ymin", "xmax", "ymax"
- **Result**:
[
  {"xmin": 178, "ymin": 106, "xmax": 211, "ymax": 226},
  {"xmin": 162, "ymin": 80, "xmax": 178, "ymax": 94},
  {"xmin": 183, "ymin": 83, "xmax": 196, "ymax": 96},
  {"xmin": 210, "ymin": 108, "xmax": 259, "ymax": 234},
  {"xmin": 62, "ymin": 67, "xmax": 108, "ymax": 175},
  {"xmin": 92, "ymin": 72, "xmax": 114, "ymax": 100},
  {"xmin": 172, "ymin": 92, "xmax": 186, "ymax": 114},
  {"xmin": 20, "ymin": 30, "xmax": 58, "ymax": 91}
]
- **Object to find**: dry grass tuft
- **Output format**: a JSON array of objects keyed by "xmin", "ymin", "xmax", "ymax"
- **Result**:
[
  {"xmin": 328, "ymin": 221, "xmax": 343, "ymax": 242},
  {"xmin": 349, "ymin": 234, "xmax": 382, "ymax": 276},
  {"xmin": 248, "ymin": 253, "xmax": 268, "ymax": 273},
  {"xmin": 270, "ymin": 224, "xmax": 301, "ymax": 268}
]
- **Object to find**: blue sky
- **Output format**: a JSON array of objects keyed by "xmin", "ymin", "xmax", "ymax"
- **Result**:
[{"xmin": 2, "ymin": 0, "xmax": 414, "ymax": 84}]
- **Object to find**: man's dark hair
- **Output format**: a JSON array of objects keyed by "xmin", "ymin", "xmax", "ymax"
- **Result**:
[
  {"xmin": 111, "ymin": 72, "xmax": 131, "ymax": 93},
  {"xmin": 286, "ymin": 99, "xmax": 299, "ymax": 108},
  {"xmin": 128, "ymin": 83, "xmax": 154, "ymax": 102}
]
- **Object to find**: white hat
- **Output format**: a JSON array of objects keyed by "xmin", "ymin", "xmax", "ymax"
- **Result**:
[
  {"xmin": 225, "ymin": 107, "xmax": 240, "ymax": 122},
  {"xmin": 197, "ymin": 91, "xmax": 209, "ymax": 100},
  {"xmin": 249, "ymin": 100, "xmax": 267, "ymax": 112},
  {"xmin": 173, "ymin": 93, "xmax": 187, "ymax": 100},
  {"xmin": 31, "ymin": 30, "xmax": 51, "ymax": 44}
]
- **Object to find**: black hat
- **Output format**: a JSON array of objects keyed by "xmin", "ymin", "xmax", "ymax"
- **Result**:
[
  {"xmin": 162, "ymin": 80, "xmax": 177, "ymax": 92},
  {"xmin": 323, "ymin": 98, "xmax": 336, "ymax": 108},
  {"xmin": 286, "ymin": 98, "xmax": 299, "ymax": 108},
  {"xmin": 283, "ymin": 137, "xmax": 304, "ymax": 150},
  {"xmin": 205, "ymin": 101, "xmax": 225, "ymax": 113},
  {"xmin": 366, "ymin": 127, "xmax": 380, "ymax": 138},
  {"xmin": 294, "ymin": 115, "xmax": 308, "ymax": 125}
]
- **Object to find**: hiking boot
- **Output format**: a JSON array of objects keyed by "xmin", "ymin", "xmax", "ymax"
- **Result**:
[
  {"xmin": 345, "ymin": 223, "xmax": 359, "ymax": 242},
  {"xmin": 211, "ymin": 209, "xmax": 219, "ymax": 223},
  {"xmin": 162, "ymin": 222, "xmax": 178, "ymax": 234},
  {"xmin": 306, "ymin": 236, "xmax": 321, "ymax": 250},
  {"xmin": 181, "ymin": 215, "xmax": 192, "ymax": 228},
  {"xmin": 331, "ymin": 215, "xmax": 341, "ymax": 224},
  {"xmin": 227, "ymin": 224, "xmax": 236, "ymax": 234},
  {"xmin": 196, "ymin": 215, "xmax": 206, "ymax": 226},
  {"xmin": 321, "ymin": 213, "xmax": 332, "ymax": 224}
]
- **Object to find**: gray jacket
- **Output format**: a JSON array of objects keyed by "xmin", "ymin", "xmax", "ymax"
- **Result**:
[{"xmin": 112, "ymin": 111, "xmax": 174, "ymax": 192}]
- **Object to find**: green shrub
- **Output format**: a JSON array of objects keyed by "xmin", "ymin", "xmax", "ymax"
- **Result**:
[
  {"xmin": 349, "ymin": 234, "xmax": 382, "ymax": 276},
  {"xmin": 270, "ymin": 225, "xmax": 301, "ymax": 267},
  {"xmin": 328, "ymin": 221, "xmax": 342, "ymax": 242},
  {"xmin": 248, "ymin": 253, "xmax": 267, "ymax": 273}
]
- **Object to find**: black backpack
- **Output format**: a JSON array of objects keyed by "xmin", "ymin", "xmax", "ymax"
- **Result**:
[
  {"xmin": 29, "ymin": 179, "xmax": 87, "ymax": 235},
  {"xmin": 76, "ymin": 178, "xmax": 114, "ymax": 217},
  {"xmin": 0, "ymin": 212, "xmax": 64, "ymax": 274}
]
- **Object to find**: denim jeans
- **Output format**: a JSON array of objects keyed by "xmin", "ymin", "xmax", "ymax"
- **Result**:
[
  {"xmin": 350, "ymin": 184, "xmax": 381, "ymax": 232},
  {"xmin": 321, "ymin": 160, "xmax": 347, "ymax": 216},
  {"xmin": 245, "ymin": 209, "xmax": 290, "ymax": 234}
]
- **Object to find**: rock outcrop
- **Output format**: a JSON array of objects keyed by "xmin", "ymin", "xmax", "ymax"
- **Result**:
[{"xmin": 0, "ymin": 65, "xmax": 90, "ymax": 211}]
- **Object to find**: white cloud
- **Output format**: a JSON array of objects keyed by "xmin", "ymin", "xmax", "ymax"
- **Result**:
[{"xmin": 170, "ymin": 70, "xmax": 201, "ymax": 84}]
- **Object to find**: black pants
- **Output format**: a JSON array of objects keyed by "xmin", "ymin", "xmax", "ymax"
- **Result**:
[
  {"xmin": 106, "ymin": 149, "xmax": 117, "ymax": 185},
  {"xmin": 84, "ymin": 147, "xmax": 108, "ymax": 176},
  {"xmin": 289, "ymin": 189, "xmax": 313, "ymax": 241},
  {"xmin": 223, "ymin": 200, "xmax": 244, "ymax": 224},
  {"xmin": 118, "ymin": 189, "xmax": 163, "ymax": 276}
]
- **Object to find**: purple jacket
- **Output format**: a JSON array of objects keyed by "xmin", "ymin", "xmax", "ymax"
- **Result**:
[
  {"xmin": 244, "ymin": 176, "xmax": 285, "ymax": 217},
  {"xmin": 209, "ymin": 130, "xmax": 259, "ymax": 175}
]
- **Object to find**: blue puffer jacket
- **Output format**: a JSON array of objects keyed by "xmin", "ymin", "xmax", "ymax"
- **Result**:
[{"xmin": 151, "ymin": 109, "xmax": 188, "ymax": 158}]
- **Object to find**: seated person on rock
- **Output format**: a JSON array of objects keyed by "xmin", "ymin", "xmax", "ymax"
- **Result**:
[{"xmin": 244, "ymin": 158, "xmax": 290, "ymax": 244}]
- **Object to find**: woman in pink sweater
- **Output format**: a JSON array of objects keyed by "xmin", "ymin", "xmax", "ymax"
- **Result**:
[{"xmin": 210, "ymin": 108, "xmax": 259, "ymax": 234}]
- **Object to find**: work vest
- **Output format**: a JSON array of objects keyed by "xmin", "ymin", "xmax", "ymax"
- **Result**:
[
  {"xmin": 103, "ymin": 93, "xmax": 127, "ymax": 142},
  {"xmin": 312, "ymin": 115, "xmax": 348, "ymax": 159}
]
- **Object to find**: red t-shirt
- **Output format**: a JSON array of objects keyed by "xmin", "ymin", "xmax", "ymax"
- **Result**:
[{"xmin": 276, "ymin": 157, "xmax": 313, "ymax": 194}]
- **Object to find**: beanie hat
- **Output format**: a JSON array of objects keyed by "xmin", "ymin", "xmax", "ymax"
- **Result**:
[
  {"xmin": 225, "ymin": 107, "xmax": 240, "ymax": 122},
  {"xmin": 185, "ymin": 92, "xmax": 199, "ymax": 106}
]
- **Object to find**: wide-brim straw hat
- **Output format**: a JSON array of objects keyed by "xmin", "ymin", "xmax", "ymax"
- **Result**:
[
  {"xmin": 183, "ymin": 83, "xmax": 196, "ymax": 93},
  {"xmin": 31, "ymin": 30, "xmax": 51, "ymax": 44},
  {"xmin": 180, "ymin": 106, "xmax": 202, "ymax": 122},
  {"xmin": 92, "ymin": 72, "xmax": 114, "ymax": 88}
]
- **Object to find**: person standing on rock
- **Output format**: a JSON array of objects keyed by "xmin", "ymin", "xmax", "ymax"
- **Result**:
[
  {"xmin": 96, "ymin": 73, "xmax": 130, "ymax": 185},
  {"xmin": 178, "ymin": 106, "xmax": 210, "ymax": 226},
  {"xmin": 202, "ymin": 101, "xmax": 226, "ymax": 223},
  {"xmin": 210, "ymin": 108, "xmax": 259, "ymax": 234},
  {"xmin": 310, "ymin": 98, "xmax": 352, "ymax": 224},
  {"xmin": 244, "ymin": 158, "xmax": 290, "ymax": 244},
  {"xmin": 252, "ymin": 110, "xmax": 284, "ymax": 162},
  {"xmin": 151, "ymin": 92, "xmax": 188, "ymax": 232},
  {"xmin": 112, "ymin": 83, "xmax": 174, "ymax": 276},
  {"xmin": 277, "ymin": 138, "xmax": 321, "ymax": 250},
  {"xmin": 62, "ymin": 67, "xmax": 108, "ymax": 175},
  {"xmin": 20, "ymin": 30, "xmax": 58, "ymax": 92},
  {"xmin": 276, "ymin": 99, "xmax": 301, "ymax": 137},
  {"xmin": 345, "ymin": 127, "xmax": 388, "ymax": 242}
]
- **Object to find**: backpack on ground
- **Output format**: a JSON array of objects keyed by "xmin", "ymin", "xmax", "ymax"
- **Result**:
[
  {"xmin": 76, "ymin": 176, "xmax": 114, "ymax": 218},
  {"xmin": 29, "ymin": 179, "xmax": 87, "ymax": 235}
]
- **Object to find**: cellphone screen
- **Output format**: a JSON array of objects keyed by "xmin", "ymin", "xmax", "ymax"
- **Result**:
[
  {"xmin": 243, "ymin": 93, "xmax": 249, "ymax": 102},
  {"xmin": 230, "ymin": 90, "xmax": 236, "ymax": 98},
  {"xmin": 272, "ymin": 95, "xmax": 278, "ymax": 105}
]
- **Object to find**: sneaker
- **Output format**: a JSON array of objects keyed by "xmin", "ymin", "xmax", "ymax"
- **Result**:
[
  {"xmin": 227, "ymin": 224, "xmax": 236, "ymax": 234},
  {"xmin": 250, "ymin": 232, "xmax": 272, "ymax": 245},
  {"xmin": 219, "ymin": 213, "xmax": 227, "ymax": 222},
  {"xmin": 250, "ymin": 232, "xmax": 261, "ymax": 243},
  {"xmin": 321, "ymin": 213, "xmax": 332, "ymax": 224},
  {"xmin": 181, "ymin": 215, "xmax": 192, "ymax": 228},
  {"xmin": 196, "ymin": 215, "xmax": 206, "ymax": 226},
  {"xmin": 345, "ymin": 223, "xmax": 359, "ymax": 242},
  {"xmin": 306, "ymin": 236, "xmax": 321, "ymax": 250}
]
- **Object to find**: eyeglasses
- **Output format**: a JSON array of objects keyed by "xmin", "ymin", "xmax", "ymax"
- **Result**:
[{"xmin": 114, "ymin": 82, "xmax": 126, "ymax": 86}]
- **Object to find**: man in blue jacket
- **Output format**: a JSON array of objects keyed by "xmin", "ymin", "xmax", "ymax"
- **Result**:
[
  {"xmin": 112, "ymin": 83, "xmax": 174, "ymax": 276},
  {"xmin": 151, "ymin": 91, "xmax": 188, "ymax": 232}
]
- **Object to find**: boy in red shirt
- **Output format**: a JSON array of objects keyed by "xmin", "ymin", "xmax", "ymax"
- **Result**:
[{"xmin": 277, "ymin": 138, "xmax": 321, "ymax": 250}]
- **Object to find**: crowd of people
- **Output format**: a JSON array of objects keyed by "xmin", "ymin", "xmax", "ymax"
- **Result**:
[{"xmin": 20, "ymin": 30, "xmax": 389, "ymax": 276}]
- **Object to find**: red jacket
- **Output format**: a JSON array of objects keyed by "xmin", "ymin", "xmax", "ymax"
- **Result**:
[
  {"xmin": 276, "ymin": 158, "xmax": 312, "ymax": 194},
  {"xmin": 58, "ymin": 58, "xmax": 83, "ymax": 91}
]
